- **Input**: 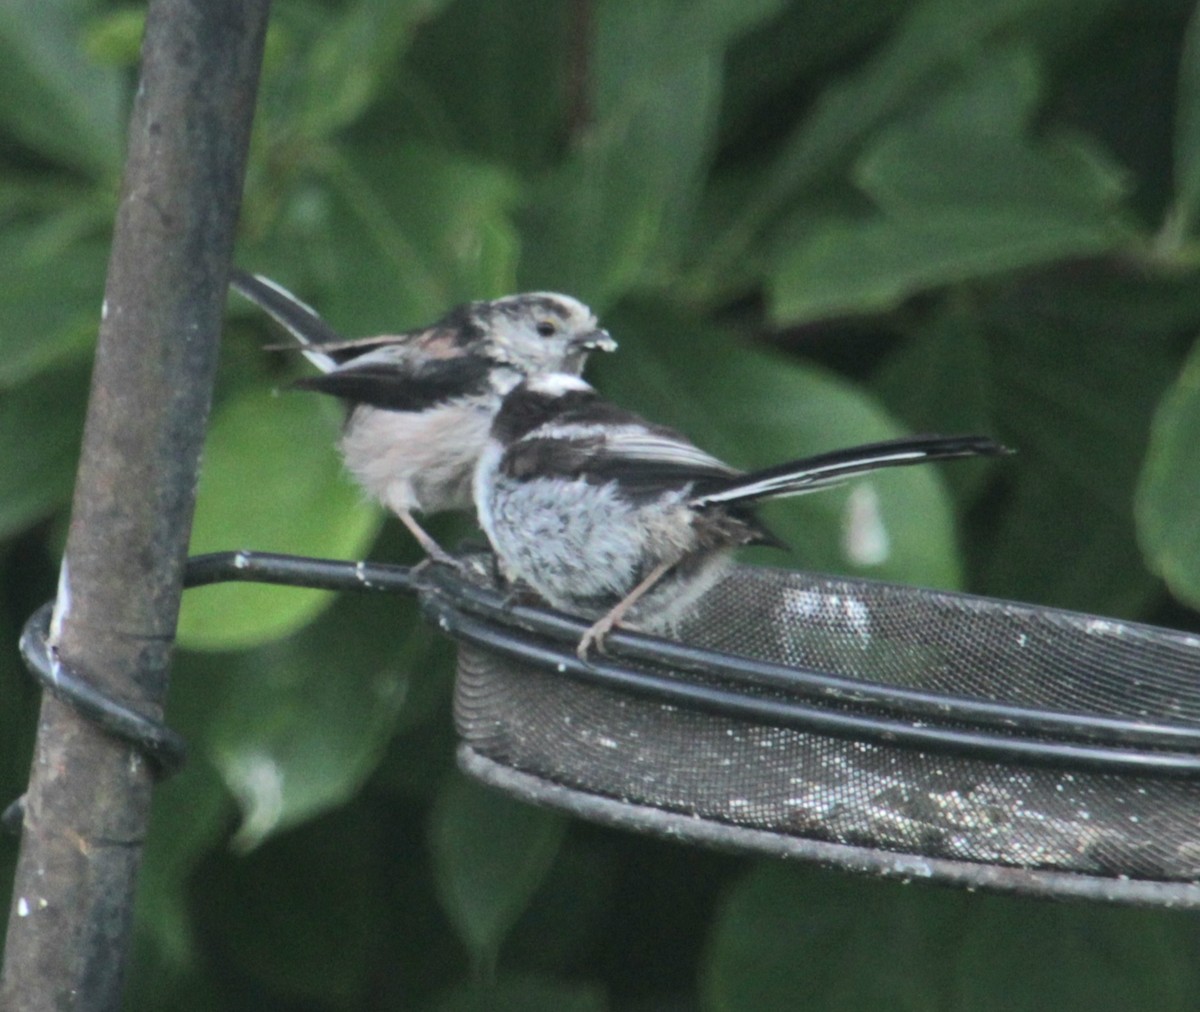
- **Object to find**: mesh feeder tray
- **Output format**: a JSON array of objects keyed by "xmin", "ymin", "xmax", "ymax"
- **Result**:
[
  {"xmin": 418, "ymin": 558, "xmax": 1200, "ymax": 907},
  {"xmin": 13, "ymin": 550, "xmax": 1200, "ymax": 906}
]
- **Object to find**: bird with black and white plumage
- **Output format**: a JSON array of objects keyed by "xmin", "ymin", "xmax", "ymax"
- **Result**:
[
  {"xmin": 474, "ymin": 372, "xmax": 1012, "ymax": 657},
  {"xmin": 229, "ymin": 269, "xmax": 616, "ymax": 563}
]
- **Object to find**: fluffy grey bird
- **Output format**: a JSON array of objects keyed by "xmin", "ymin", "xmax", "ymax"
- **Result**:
[
  {"xmin": 475, "ymin": 373, "xmax": 1010, "ymax": 657},
  {"xmin": 230, "ymin": 270, "xmax": 616, "ymax": 562}
]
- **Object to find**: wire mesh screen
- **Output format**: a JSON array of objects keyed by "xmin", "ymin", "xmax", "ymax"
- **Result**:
[{"xmin": 450, "ymin": 563, "xmax": 1200, "ymax": 899}]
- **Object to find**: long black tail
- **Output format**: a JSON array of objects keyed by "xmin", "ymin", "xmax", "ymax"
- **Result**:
[
  {"xmin": 228, "ymin": 269, "xmax": 350, "ymax": 372},
  {"xmin": 691, "ymin": 435, "xmax": 1010, "ymax": 507}
]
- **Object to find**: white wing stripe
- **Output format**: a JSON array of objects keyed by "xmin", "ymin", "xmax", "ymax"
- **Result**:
[{"xmin": 530, "ymin": 423, "xmax": 736, "ymax": 472}]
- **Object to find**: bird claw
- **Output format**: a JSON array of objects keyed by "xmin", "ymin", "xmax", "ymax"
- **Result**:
[
  {"xmin": 499, "ymin": 583, "xmax": 542, "ymax": 610},
  {"xmin": 398, "ymin": 512, "xmax": 466, "ymax": 573},
  {"xmin": 576, "ymin": 615, "xmax": 617, "ymax": 661},
  {"xmin": 410, "ymin": 547, "xmax": 467, "ymax": 579},
  {"xmin": 428, "ymin": 546, "xmax": 467, "ymax": 571}
]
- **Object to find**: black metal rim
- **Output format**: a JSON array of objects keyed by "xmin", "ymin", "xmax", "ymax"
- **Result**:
[{"xmin": 459, "ymin": 746, "xmax": 1200, "ymax": 908}]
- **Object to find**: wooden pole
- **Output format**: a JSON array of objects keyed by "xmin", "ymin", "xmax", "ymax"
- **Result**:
[{"xmin": 0, "ymin": 1, "xmax": 270, "ymax": 1007}]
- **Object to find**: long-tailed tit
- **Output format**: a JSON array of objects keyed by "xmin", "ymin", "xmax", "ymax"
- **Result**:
[
  {"xmin": 475, "ymin": 373, "xmax": 1011, "ymax": 657},
  {"xmin": 229, "ymin": 270, "xmax": 616, "ymax": 562}
]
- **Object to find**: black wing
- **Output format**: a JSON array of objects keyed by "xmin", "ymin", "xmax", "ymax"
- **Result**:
[{"xmin": 292, "ymin": 354, "xmax": 494, "ymax": 412}]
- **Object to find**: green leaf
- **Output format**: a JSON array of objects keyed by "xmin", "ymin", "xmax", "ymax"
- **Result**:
[
  {"xmin": 0, "ymin": 588, "xmax": 37, "ymax": 842},
  {"xmin": 0, "ymin": 361, "xmax": 89, "ymax": 539},
  {"xmin": 520, "ymin": 0, "xmax": 785, "ymax": 303},
  {"xmin": 729, "ymin": 0, "xmax": 1049, "ymax": 239},
  {"xmin": 769, "ymin": 50, "xmax": 1133, "ymax": 324},
  {"xmin": 1018, "ymin": 0, "xmax": 1125, "ymax": 57},
  {"xmin": 858, "ymin": 128, "xmax": 1129, "ymax": 227},
  {"xmin": 298, "ymin": 0, "xmax": 454, "ymax": 137},
  {"xmin": 192, "ymin": 807, "xmax": 387, "ymax": 1007},
  {"xmin": 703, "ymin": 863, "xmax": 1200, "ymax": 1010},
  {"xmin": 395, "ymin": 0, "xmax": 574, "ymax": 170},
  {"xmin": 873, "ymin": 302, "xmax": 995, "ymax": 440},
  {"xmin": 703, "ymin": 865, "xmax": 959, "ymax": 1009},
  {"xmin": 1172, "ymin": 0, "xmax": 1200, "ymax": 235},
  {"xmin": 521, "ymin": 56, "xmax": 723, "ymax": 302},
  {"xmin": 130, "ymin": 644, "xmax": 241, "ymax": 998},
  {"xmin": 0, "ymin": 173, "xmax": 107, "ymax": 222},
  {"xmin": 1136, "ymin": 334, "xmax": 1200, "ymax": 609},
  {"xmin": 697, "ymin": 0, "xmax": 1132, "ymax": 302},
  {"xmin": 369, "ymin": 630, "xmax": 459, "ymax": 803},
  {"xmin": 872, "ymin": 302, "xmax": 998, "ymax": 502},
  {"xmin": 853, "ymin": 46, "xmax": 1128, "ymax": 218},
  {"xmin": 719, "ymin": 0, "xmax": 909, "ymax": 143},
  {"xmin": 0, "ymin": 0, "xmax": 122, "ymax": 175},
  {"xmin": 595, "ymin": 304, "xmax": 979, "ymax": 588},
  {"xmin": 82, "ymin": 7, "xmax": 145, "ymax": 67},
  {"xmin": 503, "ymin": 835, "xmax": 622, "ymax": 976},
  {"xmin": 201, "ymin": 588, "xmax": 416, "ymax": 849},
  {"xmin": 784, "ymin": 0, "xmax": 1044, "ymax": 177},
  {"xmin": 178, "ymin": 388, "xmax": 381, "ymax": 650},
  {"xmin": 770, "ymin": 211, "xmax": 1123, "ymax": 324},
  {"xmin": 335, "ymin": 141, "xmax": 521, "ymax": 312},
  {"xmin": 950, "ymin": 896, "xmax": 1200, "ymax": 1010},
  {"xmin": 433, "ymin": 976, "xmax": 607, "ymax": 1012},
  {"xmin": 0, "ymin": 229, "xmax": 108, "ymax": 387},
  {"xmin": 133, "ymin": 760, "xmax": 231, "ymax": 984},
  {"xmin": 245, "ymin": 142, "xmax": 520, "ymax": 336},
  {"xmin": 861, "ymin": 42, "xmax": 1045, "ymax": 169},
  {"xmin": 974, "ymin": 268, "xmax": 1188, "ymax": 615},
  {"xmin": 429, "ymin": 773, "xmax": 567, "ymax": 967}
]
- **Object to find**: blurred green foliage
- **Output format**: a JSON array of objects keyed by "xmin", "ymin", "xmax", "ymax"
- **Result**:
[{"xmin": 3, "ymin": 0, "xmax": 1200, "ymax": 1007}]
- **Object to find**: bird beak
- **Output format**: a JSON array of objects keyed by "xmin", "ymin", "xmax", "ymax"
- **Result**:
[{"xmin": 578, "ymin": 328, "xmax": 617, "ymax": 353}]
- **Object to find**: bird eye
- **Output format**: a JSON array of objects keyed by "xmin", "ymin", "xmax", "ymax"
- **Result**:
[{"xmin": 535, "ymin": 321, "xmax": 557, "ymax": 337}]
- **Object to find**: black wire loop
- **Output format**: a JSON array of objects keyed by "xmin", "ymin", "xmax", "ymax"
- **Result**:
[
  {"xmin": 7, "ymin": 549, "xmax": 424, "ymax": 822},
  {"xmin": 18, "ymin": 601, "xmax": 188, "ymax": 777},
  {"xmin": 4, "ymin": 599, "xmax": 196, "ymax": 835}
]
